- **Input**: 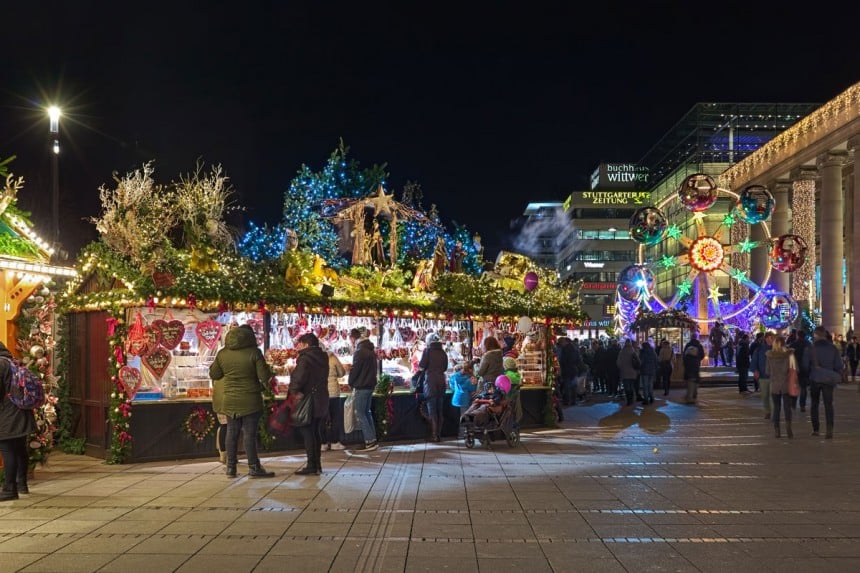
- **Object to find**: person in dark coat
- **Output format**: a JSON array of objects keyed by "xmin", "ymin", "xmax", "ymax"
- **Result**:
[
  {"xmin": 348, "ymin": 328, "xmax": 379, "ymax": 451},
  {"xmin": 603, "ymin": 340, "xmax": 621, "ymax": 399},
  {"xmin": 0, "ymin": 341, "xmax": 37, "ymax": 500},
  {"xmin": 209, "ymin": 324, "xmax": 274, "ymax": 478},
  {"xmin": 289, "ymin": 333, "xmax": 330, "ymax": 475},
  {"xmin": 789, "ymin": 330, "xmax": 811, "ymax": 411},
  {"xmin": 735, "ymin": 332, "xmax": 751, "ymax": 394},
  {"xmin": 418, "ymin": 333, "xmax": 449, "ymax": 441},
  {"xmin": 682, "ymin": 333, "xmax": 705, "ymax": 405},
  {"xmin": 555, "ymin": 337, "xmax": 580, "ymax": 405}
]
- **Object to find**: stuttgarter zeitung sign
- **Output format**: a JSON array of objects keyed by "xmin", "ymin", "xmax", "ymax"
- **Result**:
[{"xmin": 564, "ymin": 190, "xmax": 651, "ymax": 209}]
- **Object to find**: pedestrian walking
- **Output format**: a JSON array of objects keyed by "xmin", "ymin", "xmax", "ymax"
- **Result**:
[
  {"xmin": 752, "ymin": 332, "xmax": 775, "ymax": 418},
  {"xmin": 657, "ymin": 339, "xmax": 674, "ymax": 396},
  {"xmin": 347, "ymin": 328, "xmax": 380, "ymax": 452},
  {"xmin": 735, "ymin": 333, "xmax": 751, "ymax": 394},
  {"xmin": 801, "ymin": 326, "xmax": 843, "ymax": 439},
  {"xmin": 765, "ymin": 335, "xmax": 794, "ymax": 438},
  {"xmin": 682, "ymin": 333, "xmax": 705, "ymax": 404}
]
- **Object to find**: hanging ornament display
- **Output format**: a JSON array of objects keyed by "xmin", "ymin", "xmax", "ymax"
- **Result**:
[
  {"xmin": 118, "ymin": 366, "xmax": 143, "ymax": 400},
  {"xmin": 759, "ymin": 291, "xmax": 799, "ymax": 330},
  {"xmin": 769, "ymin": 234, "xmax": 808, "ymax": 272},
  {"xmin": 678, "ymin": 173, "xmax": 719, "ymax": 212},
  {"xmin": 141, "ymin": 346, "xmax": 172, "ymax": 380},
  {"xmin": 629, "ymin": 206, "xmax": 668, "ymax": 245},
  {"xmin": 196, "ymin": 320, "xmax": 223, "ymax": 350},
  {"xmin": 152, "ymin": 319, "xmax": 186, "ymax": 350},
  {"xmin": 617, "ymin": 264, "xmax": 654, "ymax": 302},
  {"xmin": 735, "ymin": 184, "xmax": 775, "ymax": 224},
  {"xmin": 523, "ymin": 271, "xmax": 539, "ymax": 292}
]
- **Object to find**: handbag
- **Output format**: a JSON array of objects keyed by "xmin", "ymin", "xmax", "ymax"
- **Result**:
[
  {"xmin": 343, "ymin": 392, "xmax": 356, "ymax": 434},
  {"xmin": 787, "ymin": 355, "xmax": 800, "ymax": 397},
  {"xmin": 291, "ymin": 391, "xmax": 314, "ymax": 427}
]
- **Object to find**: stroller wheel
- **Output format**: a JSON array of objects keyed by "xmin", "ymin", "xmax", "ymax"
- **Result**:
[
  {"xmin": 465, "ymin": 434, "xmax": 475, "ymax": 449},
  {"xmin": 506, "ymin": 429, "xmax": 520, "ymax": 447}
]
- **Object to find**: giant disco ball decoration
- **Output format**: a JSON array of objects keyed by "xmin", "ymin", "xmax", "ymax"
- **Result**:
[
  {"xmin": 678, "ymin": 173, "xmax": 719, "ymax": 212},
  {"xmin": 629, "ymin": 206, "xmax": 668, "ymax": 245},
  {"xmin": 759, "ymin": 291, "xmax": 799, "ymax": 330},
  {"xmin": 735, "ymin": 184, "xmax": 775, "ymax": 224},
  {"xmin": 769, "ymin": 234, "xmax": 808, "ymax": 273},
  {"xmin": 617, "ymin": 264, "xmax": 654, "ymax": 302}
]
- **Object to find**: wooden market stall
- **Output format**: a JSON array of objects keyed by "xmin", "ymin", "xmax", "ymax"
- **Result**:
[{"xmin": 630, "ymin": 309, "xmax": 700, "ymax": 384}]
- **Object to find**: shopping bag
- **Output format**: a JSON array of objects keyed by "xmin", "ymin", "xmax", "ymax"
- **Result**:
[
  {"xmin": 343, "ymin": 392, "xmax": 356, "ymax": 434},
  {"xmin": 268, "ymin": 401, "xmax": 292, "ymax": 435},
  {"xmin": 788, "ymin": 368, "xmax": 800, "ymax": 397},
  {"xmin": 291, "ymin": 393, "xmax": 313, "ymax": 427}
]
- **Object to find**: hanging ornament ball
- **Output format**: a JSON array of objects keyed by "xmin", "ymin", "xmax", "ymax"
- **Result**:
[
  {"xmin": 629, "ymin": 206, "xmax": 668, "ymax": 245},
  {"xmin": 769, "ymin": 234, "xmax": 808, "ymax": 272},
  {"xmin": 523, "ymin": 271, "xmax": 539, "ymax": 292},
  {"xmin": 30, "ymin": 345, "xmax": 46, "ymax": 359},
  {"xmin": 678, "ymin": 173, "xmax": 719, "ymax": 212},
  {"xmin": 617, "ymin": 265, "xmax": 654, "ymax": 302},
  {"xmin": 517, "ymin": 316, "xmax": 533, "ymax": 333},
  {"xmin": 40, "ymin": 287, "xmax": 52, "ymax": 297},
  {"xmin": 735, "ymin": 184, "xmax": 775, "ymax": 224},
  {"xmin": 759, "ymin": 291, "xmax": 799, "ymax": 330}
]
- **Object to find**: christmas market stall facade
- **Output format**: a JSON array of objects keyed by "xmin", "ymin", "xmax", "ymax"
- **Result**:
[{"xmin": 59, "ymin": 159, "xmax": 584, "ymax": 463}]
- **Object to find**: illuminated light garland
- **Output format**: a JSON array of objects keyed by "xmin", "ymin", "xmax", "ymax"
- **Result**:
[
  {"xmin": 730, "ymin": 220, "xmax": 750, "ymax": 303},
  {"xmin": 791, "ymin": 179, "xmax": 816, "ymax": 304}
]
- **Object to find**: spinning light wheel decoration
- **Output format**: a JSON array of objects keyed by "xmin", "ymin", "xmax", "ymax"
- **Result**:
[{"xmin": 631, "ymin": 173, "xmax": 795, "ymax": 324}]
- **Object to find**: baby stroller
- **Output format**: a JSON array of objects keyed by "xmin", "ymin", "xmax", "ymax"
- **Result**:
[{"xmin": 461, "ymin": 397, "xmax": 520, "ymax": 449}]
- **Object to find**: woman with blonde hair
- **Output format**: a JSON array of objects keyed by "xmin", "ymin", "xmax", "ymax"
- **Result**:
[{"xmin": 766, "ymin": 335, "xmax": 795, "ymax": 438}]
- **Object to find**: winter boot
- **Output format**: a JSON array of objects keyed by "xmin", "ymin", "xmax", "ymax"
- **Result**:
[
  {"xmin": 226, "ymin": 464, "xmax": 237, "ymax": 478},
  {"xmin": 0, "ymin": 486, "xmax": 18, "ymax": 502},
  {"xmin": 16, "ymin": 469, "xmax": 28, "ymax": 494},
  {"xmin": 248, "ymin": 463, "xmax": 275, "ymax": 478}
]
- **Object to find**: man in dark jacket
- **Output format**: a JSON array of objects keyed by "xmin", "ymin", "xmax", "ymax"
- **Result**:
[
  {"xmin": 751, "ymin": 331, "xmax": 775, "ymax": 418},
  {"xmin": 348, "ymin": 328, "xmax": 379, "ymax": 451},
  {"xmin": 682, "ymin": 334, "xmax": 705, "ymax": 405},
  {"xmin": 555, "ymin": 337, "xmax": 580, "ymax": 405},
  {"xmin": 0, "ymin": 341, "xmax": 36, "ymax": 500},
  {"xmin": 289, "ymin": 333, "xmax": 330, "ymax": 475},
  {"xmin": 209, "ymin": 324, "xmax": 275, "ymax": 478},
  {"xmin": 801, "ymin": 326, "xmax": 843, "ymax": 438}
]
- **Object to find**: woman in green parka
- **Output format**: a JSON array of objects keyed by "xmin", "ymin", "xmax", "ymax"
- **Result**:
[{"xmin": 209, "ymin": 324, "xmax": 275, "ymax": 478}]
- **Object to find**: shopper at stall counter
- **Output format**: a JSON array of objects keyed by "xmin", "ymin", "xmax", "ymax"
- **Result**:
[
  {"xmin": 476, "ymin": 336, "xmax": 503, "ymax": 392},
  {"xmin": 289, "ymin": 333, "xmax": 330, "ymax": 475},
  {"xmin": 209, "ymin": 324, "xmax": 275, "ymax": 479},
  {"xmin": 324, "ymin": 348, "xmax": 348, "ymax": 451},
  {"xmin": 418, "ymin": 332, "xmax": 449, "ymax": 442},
  {"xmin": 348, "ymin": 328, "xmax": 379, "ymax": 452},
  {"xmin": 0, "ymin": 341, "xmax": 36, "ymax": 501}
]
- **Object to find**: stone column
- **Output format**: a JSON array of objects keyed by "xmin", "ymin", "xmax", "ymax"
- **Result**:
[
  {"xmin": 770, "ymin": 180, "xmax": 791, "ymax": 293},
  {"xmin": 818, "ymin": 152, "xmax": 847, "ymax": 335},
  {"xmin": 849, "ymin": 138, "xmax": 860, "ymax": 334}
]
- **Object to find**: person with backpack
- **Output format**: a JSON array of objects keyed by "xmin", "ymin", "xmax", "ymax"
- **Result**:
[{"xmin": 0, "ymin": 341, "xmax": 37, "ymax": 501}]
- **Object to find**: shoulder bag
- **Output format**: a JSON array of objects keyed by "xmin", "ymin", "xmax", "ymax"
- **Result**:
[
  {"xmin": 291, "ymin": 389, "xmax": 314, "ymax": 427},
  {"xmin": 787, "ymin": 354, "xmax": 800, "ymax": 397}
]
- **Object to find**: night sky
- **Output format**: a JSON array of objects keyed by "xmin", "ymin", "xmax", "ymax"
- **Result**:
[{"xmin": 2, "ymin": 2, "xmax": 857, "ymax": 261}]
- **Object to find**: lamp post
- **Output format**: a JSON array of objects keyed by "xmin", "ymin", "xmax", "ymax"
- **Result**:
[{"xmin": 48, "ymin": 106, "xmax": 61, "ymax": 249}]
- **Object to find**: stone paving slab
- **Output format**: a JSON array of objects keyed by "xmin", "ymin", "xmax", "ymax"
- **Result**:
[{"xmin": 3, "ymin": 384, "xmax": 860, "ymax": 571}]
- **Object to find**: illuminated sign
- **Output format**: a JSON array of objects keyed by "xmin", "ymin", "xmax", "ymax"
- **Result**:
[
  {"xmin": 567, "ymin": 190, "xmax": 651, "ymax": 207},
  {"xmin": 581, "ymin": 282, "xmax": 617, "ymax": 291},
  {"xmin": 604, "ymin": 304, "xmax": 616, "ymax": 315},
  {"xmin": 583, "ymin": 261, "xmax": 605, "ymax": 268},
  {"xmin": 590, "ymin": 163, "xmax": 650, "ymax": 190}
]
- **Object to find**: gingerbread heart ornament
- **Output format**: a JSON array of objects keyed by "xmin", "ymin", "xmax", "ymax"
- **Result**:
[
  {"xmin": 118, "ymin": 366, "xmax": 143, "ymax": 399},
  {"xmin": 143, "ymin": 324, "xmax": 163, "ymax": 350},
  {"xmin": 196, "ymin": 320, "xmax": 223, "ymax": 350},
  {"xmin": 153, "ymin": 319, "xmax": 185, "ymax": 350},
  {"xmin": 126, "ymin": 337, "xmax": 150, "ymax": 357},
  {"xmin": 142, "ymin": 346, "xmax": 172, "ymax": 380}
]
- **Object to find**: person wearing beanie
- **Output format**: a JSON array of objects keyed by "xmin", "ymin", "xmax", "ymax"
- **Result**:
[
  {"xmin": 418, "ymin": 333, "xmax": 448, "ymax": 441},
  {"xmin": 503, "ymin": 356, "xmax": 523, "ymax": 423}
]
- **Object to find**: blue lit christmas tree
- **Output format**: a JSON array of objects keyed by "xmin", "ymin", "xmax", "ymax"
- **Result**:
[{"xmin": 237, "ymin": 222, "xmax": 285, "ymax": 262}]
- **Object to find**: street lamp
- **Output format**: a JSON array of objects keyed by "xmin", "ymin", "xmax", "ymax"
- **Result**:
[{"xmin": 47, "ymin": 106, "xmax": 60, "ymax": 249}]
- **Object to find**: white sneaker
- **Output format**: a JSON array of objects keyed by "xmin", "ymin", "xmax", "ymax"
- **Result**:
[{"xmin": 330, "ymin": 442, "xmax": 347, "ymax": 450}]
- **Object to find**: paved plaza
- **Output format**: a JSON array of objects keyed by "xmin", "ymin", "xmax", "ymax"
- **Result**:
[{"xmin": 2, "ymin": 383, "xmax": 860, "ymax": 572}]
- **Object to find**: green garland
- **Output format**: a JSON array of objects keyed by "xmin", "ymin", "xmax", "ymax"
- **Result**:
[
  {"xmin": 543, "ymin": 328, "xmax": 559, "ymax": 428},
  {"xmin": 106, "ymin": 305, "xmax": 133, "ymax": 464}
]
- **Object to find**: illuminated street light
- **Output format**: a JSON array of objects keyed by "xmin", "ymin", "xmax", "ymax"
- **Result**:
[{"xmin": 47, "ymin": 105, "xmax": 61, "ymax": 248}]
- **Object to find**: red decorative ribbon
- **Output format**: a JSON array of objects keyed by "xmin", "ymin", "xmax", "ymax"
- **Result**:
[
  {"xmin": 412, "ymin": 309, "xmax": 420, "ymax": 320},
  {"xmin": 118, "ymin": 431, "xmax": 133, "ymax": 445},
  {"xmin": 106, "ymin": 317, "xmax": 119, "ymax": 336},
  {"xmin": 297, "ymin": 303, "xmax": 305, "ymax": 318},
  {"xmin": 114, "ymin": 345, "xmax": 125, "ymax": 366},
  {"xmin": 146, "ymin": 296, "xmax": 155, "ymax": 311},
  {"xmin": 258, "ymin": 299, "xmax": 266, "ymax": 313},
  {"xmin": 348, "ymin": 304, "xmax": 357, "ymax": 316},
  {"xmin": 187, "ymin": 293, "xmax": 197, "ymax": 310},
  {"xmin": 218, "ymin": 300, "xmax": 229, "ymax": 314}
]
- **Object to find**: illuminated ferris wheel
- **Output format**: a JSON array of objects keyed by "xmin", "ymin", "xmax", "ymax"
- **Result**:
[{"xmin": 618, "ymin": 174, "xmax": 808, "ymax": 326}]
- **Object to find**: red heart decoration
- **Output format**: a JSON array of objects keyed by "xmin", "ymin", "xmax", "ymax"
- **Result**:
[
  {"xmin": 143, "ymin": 324, "xmax": 163, "ymax": 350},
  {"xmin": 118, "ymin": 366, "xmax": 143, "ymax": 400},
  {"xmin": 126, "ymin": 338, "xmax": 150, "ymax": 357},
  {"xmin": 196, "ymin": 320, "xmax": 223, "ymax": 350},
  {"xmin": 154, "ymin": 319, "xmax": 185, "ymax": 350},
  {"xmin": 141, "ymin": 346, "xmax": 172, "ymax": 380}
]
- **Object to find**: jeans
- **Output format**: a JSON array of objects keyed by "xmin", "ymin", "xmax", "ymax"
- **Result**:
[
  {"xmin": 0, "ymin": 437, "xmax": 27, "ymax": 490},
  {"xmin": 226, "ymin": 411, "xmax": 263, "ymax": 468},
  {"xmin": 640, "ymin": 374, "xmax": 655, "ymax": 401},
  {"xmin": 771, "ymin": 392, "xmax": 792, "ymax": 425},
  {"xmin": 426, "ymin": 394, "xmax": 445, "ymax": 438},
  {"xmin": 353, "ymin": 388, "xmax": 376, "ymax": 444},
  {"xmin": 299, "ymin": 416, "xmax": 323, "ymax": 469},
  {"xmin": 759, "ymin": 378, "xmax": 771, "ymax": 413},
  {"xmin": 621, "ymin": 378, "xmax": 636, "ymax": 404},
  {"xmin": 324, "ymin": 396, "xmax": 342, "ymax": 444},
  {"xmin": 809, "ymin": 382, "xmax": 835, "ymax": 432}
]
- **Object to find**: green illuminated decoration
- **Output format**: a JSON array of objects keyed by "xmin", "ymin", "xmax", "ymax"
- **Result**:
[
  {"xmin": 731, "ymin": 268, "xmax": 748, "ymax": 282},
  {"xmin": 723, "ymin": 213, "xmax": 736, "ymax": 226},
  {"xmin": 667, "ymin": 225, "xmax": 682, "ymax": 240},
  {"xmin": 738, "ymin": 239, "xmax": 757, "ymax": 253},
  {"xmin": 677, "ymin": 280, "xmax": 692, "ymax": 297},
  {"xmin": 659, "ymin": 255, "xmax": 676, "ymax": 269}
]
